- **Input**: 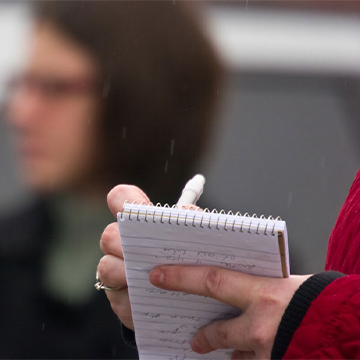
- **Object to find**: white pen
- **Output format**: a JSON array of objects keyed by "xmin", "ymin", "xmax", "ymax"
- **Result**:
[{"xmin": 176, "ymin": 174, "xmax": 205, "ymax": 208}]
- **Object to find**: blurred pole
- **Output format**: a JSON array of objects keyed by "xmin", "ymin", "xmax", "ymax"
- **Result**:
[{"xmin": 0, "ymin": 2, "xmax": 32, "ymax": 213}]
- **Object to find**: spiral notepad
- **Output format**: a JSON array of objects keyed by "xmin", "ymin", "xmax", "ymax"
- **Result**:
[{"xmin": 118, "ymin": 202, "xmax": 289, "ymax": 360}]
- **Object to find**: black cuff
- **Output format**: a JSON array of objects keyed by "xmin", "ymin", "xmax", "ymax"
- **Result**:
[
  {"xmin": 271, "ymin": 271, "xmax": 344, "ymax": 360},
  {"xmin": 121, "ymin": 323, "xmax": 137, "ymax": 349}
]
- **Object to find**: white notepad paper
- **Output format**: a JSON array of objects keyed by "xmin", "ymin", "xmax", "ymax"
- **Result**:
[{"xmin": 118, "ymin": 203, "xmax": 289, "ymax": 360}]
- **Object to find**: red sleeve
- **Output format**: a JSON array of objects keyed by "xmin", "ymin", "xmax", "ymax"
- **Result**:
[
  {"xmin": 272, "ymin": 274, "xmax": 360, "ymax": 359},
  {"xmin": 325, "ymin": 168, "xmax": 360, "ymax": 274},
  {"xmin": 271, "ymin": 169, "xmax": 360, "ymax": 359}
]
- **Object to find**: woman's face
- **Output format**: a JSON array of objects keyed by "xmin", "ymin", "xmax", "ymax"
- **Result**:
[{"xmin": 6, "ymin": 21, "xmax": 102, "ymax": 194}]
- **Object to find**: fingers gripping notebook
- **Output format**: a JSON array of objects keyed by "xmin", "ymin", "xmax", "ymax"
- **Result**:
[{"xmin": 118, "ymin": 203, "xmax": 289, "ymax": 360}]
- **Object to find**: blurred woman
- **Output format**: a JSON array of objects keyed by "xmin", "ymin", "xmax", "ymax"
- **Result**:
[{"xmin": 0, "ymin": 1, "xmax": 221, "ymax": 358}]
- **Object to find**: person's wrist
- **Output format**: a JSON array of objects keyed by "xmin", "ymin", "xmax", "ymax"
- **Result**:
[{"xmin": 271, "ymin": 271, "xmax": 344, "ymax": 359}]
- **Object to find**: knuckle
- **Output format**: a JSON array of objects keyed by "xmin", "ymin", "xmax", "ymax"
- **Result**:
[
  {"xmin": 204, "ymin": 268, "xmax": 224, "ymax": 297},
  {"xmin": 100, "ymin": 223, "xmax": 117, "ymax": 249},
  {"xmin": 257, "ymin": 289, "xmax": 281, "ymax": 309},
  {"xmin": 251, "ymin": 324, "xmax": 271, "ymax": 348},
  {"xmin": 97, "ymin": 256, "xmax": 110, "ymax": 279}
]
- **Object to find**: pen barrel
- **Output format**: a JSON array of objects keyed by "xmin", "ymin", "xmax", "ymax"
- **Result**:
[
  {"xmin": 176, "ymin": 174, "xmax": 205, "ymax": 208},
  {"xmin": 177, "ymin": 189, "xmax": 199, "ymax": 207}
]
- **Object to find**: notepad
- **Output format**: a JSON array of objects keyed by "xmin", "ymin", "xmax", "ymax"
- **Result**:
[{"xmin": 118, "ymin": 203, "xmax": 289, "ymax": 360}]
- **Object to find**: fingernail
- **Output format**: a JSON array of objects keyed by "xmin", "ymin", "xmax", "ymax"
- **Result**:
[{"xmin": 149, "ymin": 269, "xmax": 164, "ymax": 286}]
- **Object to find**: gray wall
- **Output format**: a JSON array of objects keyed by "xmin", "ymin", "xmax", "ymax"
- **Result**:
[{"xmin": 199, "ymin": 73, "xmax": 360, "ymax": 274}]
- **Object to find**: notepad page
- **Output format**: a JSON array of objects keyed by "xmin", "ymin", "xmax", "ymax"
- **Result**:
[{"xmin": 118, "ymin": 204, "xmax": 288, "ymax": 360}]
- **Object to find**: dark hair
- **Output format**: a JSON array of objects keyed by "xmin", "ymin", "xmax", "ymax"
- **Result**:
[{"xmin": 33, "ymin": 1, "xmax": 222, "ymax": 204}]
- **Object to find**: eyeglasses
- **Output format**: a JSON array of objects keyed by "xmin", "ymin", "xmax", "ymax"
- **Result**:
[{"xmin": 7, "ymin": 73, "xmax": 102, "ymax": 100}]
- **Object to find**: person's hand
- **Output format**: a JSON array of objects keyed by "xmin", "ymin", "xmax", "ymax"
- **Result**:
[
  {"xmin": 97, "ymin": 185, "xmax": 150, "ymax": 330},
  {"xmin": 98, "ymin": 184, "xmax": 310, "ymax": 359},
  {"xmin": 149, "ymin": 265, "xmax": 311, "ymax": 360}
]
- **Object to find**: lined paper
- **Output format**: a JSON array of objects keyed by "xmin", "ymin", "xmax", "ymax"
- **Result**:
[{"xmin": 118, "ymin": 204, "xmax": 289, "ymax": 360}]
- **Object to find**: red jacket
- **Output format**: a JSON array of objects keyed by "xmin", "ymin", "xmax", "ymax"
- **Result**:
[{"xmin": 271, "ymin": 168, "xmax": 360, "ymax": 359}]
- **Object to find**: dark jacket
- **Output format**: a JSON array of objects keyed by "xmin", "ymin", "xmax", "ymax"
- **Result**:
[{"xmin": 0, "ymin": 199, "xmax": 138, "ymax": 359}]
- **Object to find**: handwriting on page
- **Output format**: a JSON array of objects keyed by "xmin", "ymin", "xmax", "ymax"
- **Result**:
[
  {"xmin": 119, "ymin": 205, "xmax": 287, "ymax": 360},
  {"xmin": 154, "ymin": 248, "xmax": 255, "ymax": 269}
]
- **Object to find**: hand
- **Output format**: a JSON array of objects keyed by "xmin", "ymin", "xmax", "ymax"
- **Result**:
[
  {"xmin": 149, "ymin": 265, "xmax": 311, "ymax": 360},
  {"xmin": 97, "ymin": 185, "xmax": 150, "ymax": 330}
]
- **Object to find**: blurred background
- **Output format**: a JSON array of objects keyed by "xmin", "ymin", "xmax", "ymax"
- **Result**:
[{"xmin": 1, "ymin": 1, "xmax": 359, "ymax": 276}]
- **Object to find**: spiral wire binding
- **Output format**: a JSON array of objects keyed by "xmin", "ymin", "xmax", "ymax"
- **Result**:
[
  {"xmin": 272, "ymin": 216, "xmax": 282, "ymax": 236},
  {"xmin": 176, "ymin": 208, "xmax": 181, "ymax": 225},
  {"xmin": 120, "ymin": 200, "xmax": 130, "ymax": 220},
  {"xmin": 216, "ymin": 210, "xmax": 226, "ymax": 230},
  {"xmin": 240, "ymin": 213, "xmax": 249, "ymax": 232},
  {"xmin": 160, "ymin": 204, "xmax": 170, "ymax": 223},
  {"xmin": 169, "ymin": 204, "xmax": 177, "ymax": 224},
  {"xmin": 200, "ymin": 208, "xmax": 210, "ymax": 228},
  {"xmin": 144, "ymin": 202, "xmax": 153, "ymax": 222},
  {"xmin": 264, "ymin": 216, "xmax": 273, "ymax": 235},
  {"xmin": 232, "ymin": 212, "xmax": 242, "ymax": 231},
  {"xmin": 257, "ymin": 215, "xmax": 266, "ymax": 234},
  {"xmin": 120, "ymin": 202, "xmax": 283, "ymax": 236},
  {"xmin": 208, "ymin": 209, "xmax": 218, "ymax": 229},
  {"xmin": 184, "ymin": 208, "xmax": 191, "ymax": 226},
  {"xmin": 192, "ymin": 212, "xmax": 197, "ymax": 227},
  {"xmin": 224, "ymin": 211, "xmax": 233, "ymax": 231},
  {"xmin": 137, "ymin": 201, "xmax": 148, "ymax": 221}
]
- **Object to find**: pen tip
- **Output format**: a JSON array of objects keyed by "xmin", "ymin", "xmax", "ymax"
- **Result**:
[{"xmin": 193, "ymin": 174, "xmax": 205, "ymax": 185}]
